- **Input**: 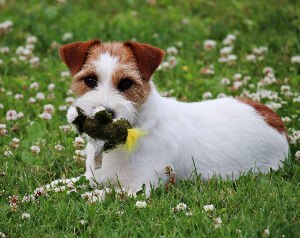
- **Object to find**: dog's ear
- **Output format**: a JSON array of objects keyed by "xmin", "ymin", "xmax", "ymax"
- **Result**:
[
  {"xmin": 59, "ymin": 40, "xmax": 101, "ymax": 76},
  {"xmin": 124, "ymin": 41, "xmax": 165, "ymax": 81}
]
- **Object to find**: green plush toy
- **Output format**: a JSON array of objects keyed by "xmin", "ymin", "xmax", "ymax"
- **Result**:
[{"xmin": 67, "ymin": 106, "xmax": 144, "ymax": 152}]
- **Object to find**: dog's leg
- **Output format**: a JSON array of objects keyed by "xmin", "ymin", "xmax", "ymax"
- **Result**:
[
  {"xmin": 125, "ymin": 164, "xmax": 176, "ymax": 197},
  {"xmin": 84, "ymin": 139, "xmax": 105, "ymax": 185}
]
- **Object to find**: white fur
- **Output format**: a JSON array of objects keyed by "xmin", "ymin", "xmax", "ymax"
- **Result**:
[
  {"xmin": 59, "ymin": 53, "xmax": 289, "ymax": 195},
  {"xmin": 82, "ymin": 82, "xmax": 289, "ymax": 195},
  {"xmin": 72, "ymin": 54, "xmax": 136, "ymax": 123}
]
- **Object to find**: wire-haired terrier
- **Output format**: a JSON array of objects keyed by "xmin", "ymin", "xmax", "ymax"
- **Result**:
[{"xmin": 53, "ymin": 40, "xmax": 289, "ymax": 195}]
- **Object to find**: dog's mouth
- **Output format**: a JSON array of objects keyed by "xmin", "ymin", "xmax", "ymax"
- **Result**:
[{"xmin": 67, "ymin": 106, "xmax": 133, "ymax": 151}]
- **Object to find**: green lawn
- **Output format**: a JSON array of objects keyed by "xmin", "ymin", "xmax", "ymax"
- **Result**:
[{"xmin": 1, "ymin": 0, "xmax": 300, "ymax": 237}]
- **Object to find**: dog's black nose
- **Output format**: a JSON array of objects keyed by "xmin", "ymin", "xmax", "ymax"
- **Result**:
[{"xmin": 106, "ymin": 108, "xmax": 115, "ymax": 119}]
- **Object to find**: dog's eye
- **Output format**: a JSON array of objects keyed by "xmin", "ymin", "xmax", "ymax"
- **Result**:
[
  {"xmin": 118, "ymin": 78, "xmax": 133, "ymax": 92},
  {"xmin": 83, "ymin": 76, "xmax": 98, "ymax": 88}
]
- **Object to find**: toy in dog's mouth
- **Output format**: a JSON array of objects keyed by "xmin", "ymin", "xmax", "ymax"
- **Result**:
[{"xmin": 67, "ymin": 106, "xmax": 145, "ymax": 152}]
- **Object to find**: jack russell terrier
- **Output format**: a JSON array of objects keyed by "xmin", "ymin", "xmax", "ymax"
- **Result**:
[{"xmin": 53, "ymin": 40, "xmax": 289, "ymax": 195}]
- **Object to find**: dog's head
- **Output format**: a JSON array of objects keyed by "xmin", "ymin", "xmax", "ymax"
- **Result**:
[{"xmin": 59, "ymin": 40, "xmax": 165, "ymax": 124}]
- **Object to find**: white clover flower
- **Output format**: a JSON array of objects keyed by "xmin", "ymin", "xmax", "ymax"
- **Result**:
[
  {"xmin": 6, "ymin": 110, "xmax": 17, "ymax": 120},
  {"xmin": 220, "ymin": 46, "xmax": 233, "ymax": 56},
  {"xmin": 135, "ymin": 200, "xmax": 147, "ymax": 208},
  {"xmin": 202, "ymin": 92, "xmax": 212, "ymax": 99},
  {"xmin": 30, "ymin": 82, "xmax": 39, "ymax": 89},
  {"xmin": 62, "ymin": 32, "xmax": 73, "ymax": 42},
  {"xmin": 74, "ymin": 137, "xmax": 85, "ymax": 148},
  {"xmin": 19, "ymin": 55, "xmax": 27, "ymax": 61},
  {"xmin": 26, "ymin": 35, "xmax": 37, "ymax": 44},
  {"xmin": 282, "ymin": 116, "xmax": 291, "ymax": 123},
  {"xmin": 223, "ymin": 34, "xmax": 236, "ymax": 45},
  {"xmin": 158, "ymin": 61, "xmax": 170, "ymax": 71},
  {"xmin": 176, "ymin": 202, "xmax": 187, "ymax": 211},
  {"xmin": 36, "ymin": 92, "xmax": 45, "ymax": 100},
  {"xmin": 30, "ymin": 145, "xmax": 41, "ymax": 154},
  {"xmin": 291, "ymin": 55, "xmax": 300, "ymax": 64},
  {"xmin": 22, "ymin": 194, "xmax": 35, "ymax": 203},
  {"xmin": 246, "ymin": 54, "xmax": 256, "ymax": 62},
  {"xmin": 220, "ymin": 78, "xmax": 230, "ymax": 85},
  {"xmin": 293, "ymin": 96, "xmax": 300, "ymax": 103},
  {"xmin": 54, "ymin": 144, "xmax": 64, "ymax": 151},
  {"xmin": 59, "ymin": 125, "xmax": 71, "ymax": 132},
  {"xmin": 14, "ymin": 93, "xmax": 23, "ymax": 100},
  {"xmin": 26, "ymin": 44, "xmax": 34, "ymax": 51},
  {"xmin": 0, "ymin": 20, "xmax": 13, "ymax": 34},
  {"xmin": 218, "ymin": 56, "xmax": 228, "ymax": 63},
  {"xmin": 81, "ymin": 189, "xmax": 106, "ymax": 203},
  {"xmin": 4, "ymin": 150, "xmax": 13, "ymax": 157},
  {"xmin": 200, "ymin": 66, "xmax": 214, "ymax": 75},
  {"xmin": 127, "ymin": 191, "xmax": 137, "ymax": 198},
  {"xmin": 0, "ymin": 46, "xmax": 9, "ymax": 54},
  {"xmin": 17, "ymin": 112, "xmax": 24, "ymax": 119},
  {"xmin": 185, "ymin": 211, "xmax": 193, "ymax": 216},
  {"xmin": 44, "ymin": 104, "xmax": 55, "ymax": 114},
  {"xmin": 58, "ymin": 105, "xmax": 67, "ymax": 111},
  {"xmin": 28, "ymin": 97, "xmax": 37, "ymax": 104},
  {"xmin": 214, "ymin": 217, "xmax": 222, "ymax": 228},
  {"xmin": 0, "ymin": 124, "xmax": 7, "ymax": 136},
  {"xmin": 29, "ymin": 57, "xmax": 40, "ymax": 67},
  {"xmin": 266, "ymin": 102, "xmax": 282, "ymax": 111},
  {"xmin": 34, "ymin": 187, "xmax": 45, "ymax": 196},
  {"xmin": 54, "ymin": 186, "xmax": 66, "ymax": 192},
  {"xmin": 227, "ymin": 54, "xmax": 237, "ymax": 64},
  {"xmin": 65, "ymin": 96, "xmax": 75, "ymax": 104},
  {"xmin": 0, "ymin": 103, "xmax": 3, "ymax": 109},
  {"xmin": 289, "ymin": 130, "xmax": 300, "ymax": 145},
  {"xmin": 253, "ymin": 46, "xmax": 268, "ymax": 55},
  {"xmin": 74, "ymin": 150, "xmax": 85, "ymax": 161},
  {"xmin": 203, "ymin": 39, "xmax": 216, "ymax": 51},
  {"xmin": 67, "ymin": 106, "xmax": 78, "ymax": 123},
  {"xmin": 167, "ymin": 56, "xmax": 177, "ymax": 68},
  {"xmin": 61, "ymin": 71, "xmax": 71, "ymax": 77},
  {"xmin": 47, "ymin": 83, "xmax": 55, "ymax": 91},
  {"xmin": 166, "ymin": 46, "xmax": 178, "ymax": 55},
  {"xmin": 74, "ymin": 150, "xmax": 85, "ymax": 157},
  {"xmin": 79, "ymin": 220, "xmax": 87, "ymax": 225},
  {"xmin": 233, "ymin": 73, "xmax": 242, "ymax": 81},
  {"xmin": 21, "ymin": 213, "xmax": 31, "ymax": 219},
  {"xmin": 10, "ymin": 138, "xmax": 20, "ymax": 148},
  {"xmin": 39, "ymin": 112, "xmax": 52, "ymax": 120},
  {"xmin": 203, "ymin": 204, "xmax": 215, "ymax": 212}
]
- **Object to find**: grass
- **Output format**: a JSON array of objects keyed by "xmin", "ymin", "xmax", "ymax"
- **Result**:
[{"xmin": 1, "ymin": 0, "xmax": 300, "ymax": 237}]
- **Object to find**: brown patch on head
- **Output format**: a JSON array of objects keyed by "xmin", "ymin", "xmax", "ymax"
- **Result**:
[
  {"xmin": 59, "ymin": 40, "xmax": 100, "ymax": 76},
  {"xmin": 68, "ymin": 41, "xmax": 164, "ymax": 106},
  {"xmin": 238, "ymin": 98, "xmax": 287, "ymax": 135},
  {"xmin": 124, "ymin": 41, "xmax": 165, "ymax": 81}
]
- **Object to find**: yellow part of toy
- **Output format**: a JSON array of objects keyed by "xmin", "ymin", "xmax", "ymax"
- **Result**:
[{"xmin": 125, "ymin": 128, "xmax": 146, "ymax": 152}]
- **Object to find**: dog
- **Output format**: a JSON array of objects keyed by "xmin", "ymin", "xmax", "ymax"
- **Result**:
[{"xmin": 54, "ymin": 40, "xmax": 289, "ymax": 195}]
